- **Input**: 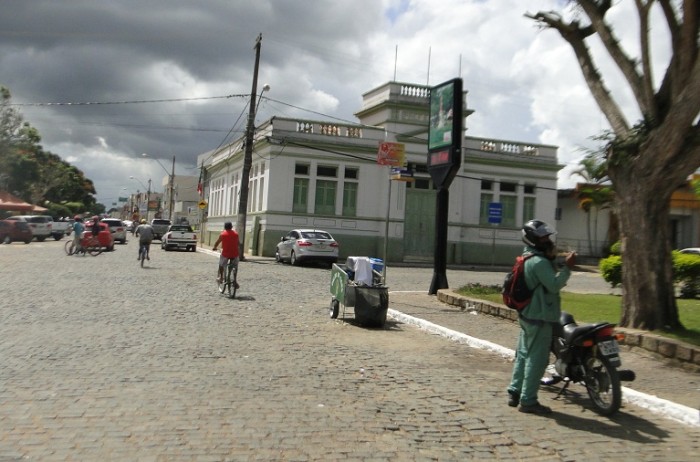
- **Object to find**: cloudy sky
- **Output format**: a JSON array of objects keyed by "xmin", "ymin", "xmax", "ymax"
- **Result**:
[{"xmin": 1, "ymin": 0, "xmax": 671, "ymax": 206}]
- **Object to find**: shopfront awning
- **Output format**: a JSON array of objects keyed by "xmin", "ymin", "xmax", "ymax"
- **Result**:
[{"xmin": 0, "ymin": 191, "xmax": 40, "ymax": 212}]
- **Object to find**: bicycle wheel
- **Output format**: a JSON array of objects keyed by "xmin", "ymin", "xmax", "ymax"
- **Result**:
[
  {"xmin": 218, "ymin": 273, "xmax": 227, "ymax": 294},
  {"xmin": 228, "ymin": 265, "xmax": 237, "ymax": 299},
  {"xmin": 88, "ymin": 245, "xmax": 102, "ymax": 256},
  {"xmin": 64, "ymin": 240, "xmax": 75, "ymax": 255}
]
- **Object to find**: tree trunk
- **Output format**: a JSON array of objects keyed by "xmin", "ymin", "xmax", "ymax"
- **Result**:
[{"xmin": 611, "ymin": 165, "xmax": 682, "ymax": 330}]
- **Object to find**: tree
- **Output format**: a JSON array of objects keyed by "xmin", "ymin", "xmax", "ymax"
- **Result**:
[
  {"xmin": 527, "ymin": 1, "xmax": 699, "ymax": 331},
  {"xmin": 571, "ymin": 153, "xmax": 614, "ymax": 255},
  {"xmin": 1, "ymin": 86, "xmax": 98, "ymax": 209}
]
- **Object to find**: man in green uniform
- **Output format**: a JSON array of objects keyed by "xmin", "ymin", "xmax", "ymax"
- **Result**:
[{"xmin": 507, "ymin": 219, "xmax": 576, "ymax": 415}]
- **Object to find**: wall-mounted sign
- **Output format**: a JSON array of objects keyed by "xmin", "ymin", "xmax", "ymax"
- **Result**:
[{"xmin": 377, "ymin": 142, "xmax": 406, "ymax": 166}]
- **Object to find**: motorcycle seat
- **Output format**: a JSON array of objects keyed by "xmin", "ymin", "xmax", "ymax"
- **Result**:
[{"xmin": 562, "ymin": 322, "xmax": 611, "ymax": 344}]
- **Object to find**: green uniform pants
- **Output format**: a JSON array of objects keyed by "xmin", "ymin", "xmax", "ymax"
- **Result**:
[{"xmin": 508, "ymin": 318, "xmax": 552, "ymax": 406}]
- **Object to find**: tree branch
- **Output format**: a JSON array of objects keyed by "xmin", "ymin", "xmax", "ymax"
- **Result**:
[
  {"xmin": 525, "ymin": 10, "xmax": 630, "ymax": 135},
  {"xmin": 578, "ymin": 0, "xmax": 650, "ymax": 116}
]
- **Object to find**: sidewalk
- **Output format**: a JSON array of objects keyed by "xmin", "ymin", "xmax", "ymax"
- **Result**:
[{"xmin": 386, "ymin": 290, "xmax": 699, "ymax": 427}]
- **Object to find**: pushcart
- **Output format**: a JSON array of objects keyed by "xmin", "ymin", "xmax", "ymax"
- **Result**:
[{"xmin": 329, "ymin": 260, "xmax": 389, "ymax": 327}]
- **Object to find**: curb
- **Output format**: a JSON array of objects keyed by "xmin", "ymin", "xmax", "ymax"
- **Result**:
[{"xmin": 436, "ymin": 289, "xmax": 700, "ymax": 371}]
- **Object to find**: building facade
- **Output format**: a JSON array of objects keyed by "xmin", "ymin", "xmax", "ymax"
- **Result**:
[{"xmin": 197, "ymin": 81, "xmax": 565, "ymax": 266}]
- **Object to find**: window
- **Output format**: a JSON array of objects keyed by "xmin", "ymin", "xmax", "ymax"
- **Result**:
[
  {"xmin": 317, "ymin": 165, "xmax": 337, "ymax": 177},
  {"xmin": 315, "ymin": 180, "xmax": 336, "ymax": 215},
  {"xmin": 500, "ymin": 181, "xmax": 517, "ymax": 227},
  {"xmin": 293, "ymin": 163, "xmax": 309, "ymax": 213},
  {"xmin": 343, "ymin": 182, "xmax": 357, "ymax": 216},
  {"xmin": 479, "ymin": 193, "xmax": 493, "ymax": 225},
  {"xmin": 501, "ymin": 195, "xmax": 517, "ymax": 227},
  {"xmin": 523, "ymin": 184, "xmax": 536, "ymax": 222},
  {"xmin": 293, "ymin": 178, "xmax": 308, "ymax": 213},
  {"xmin": 342, "ymin": 167, "xmax": 358, "ymax": 217}
]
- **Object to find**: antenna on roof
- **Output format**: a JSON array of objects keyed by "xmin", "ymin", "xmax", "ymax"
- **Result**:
[{"xmin": 426, "ymin": 46, "xmax": 431, "ymax": 85}]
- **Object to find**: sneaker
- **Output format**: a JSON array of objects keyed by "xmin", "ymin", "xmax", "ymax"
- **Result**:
[
  {"xmin": 507, "ymin": 391, "xmax": 520, "ymax": 408},
  {"xmin": 518, "ymin": 402, "xmax": 552, "ymax": 415}
]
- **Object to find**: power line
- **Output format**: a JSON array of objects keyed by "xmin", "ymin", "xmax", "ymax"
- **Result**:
[{"xmin": 10, "ymin": 94, "xmax": 247, "ymax": 107}]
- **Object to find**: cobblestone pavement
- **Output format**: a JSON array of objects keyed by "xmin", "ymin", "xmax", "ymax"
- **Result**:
[{"xmin": 1, "ymin": 240, "xmax": 698, "ymax": 461}]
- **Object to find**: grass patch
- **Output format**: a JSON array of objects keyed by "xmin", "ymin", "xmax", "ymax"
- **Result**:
[{"xmin": 455, "ymin": 283, "xmax": 700, "ymax": 347}]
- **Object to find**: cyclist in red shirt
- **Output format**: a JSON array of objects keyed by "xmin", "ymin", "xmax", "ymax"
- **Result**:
[{"xmin": 212, "ymin": 221, "xmax": 240, "ymax": 288}]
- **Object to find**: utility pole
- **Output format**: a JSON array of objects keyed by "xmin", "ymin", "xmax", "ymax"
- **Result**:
[
  {"xmin": 147, "ymin": 179, "xmax": 152, "ymax": 222},
  {"xmin": 236, "ymin": 33, "xmax": 262, "ymax": 260},
  {"xmin": 169, "ymin": 155, "xmax": 176, "ymax": 222}
]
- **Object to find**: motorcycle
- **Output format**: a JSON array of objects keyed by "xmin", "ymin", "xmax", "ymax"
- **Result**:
[{"xmin": 541, "ymin": 311, "xmax": 636, "ymax": 416}]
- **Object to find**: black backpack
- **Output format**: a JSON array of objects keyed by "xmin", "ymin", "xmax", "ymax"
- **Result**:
[{"xmin": 502, "ymin": 254, "xmax": 536, "ymax": 310}]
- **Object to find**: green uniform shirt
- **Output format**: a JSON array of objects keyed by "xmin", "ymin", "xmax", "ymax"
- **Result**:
[{"xmin": 521, "ymin": 246, "xmax": 571, "ymax": 323}]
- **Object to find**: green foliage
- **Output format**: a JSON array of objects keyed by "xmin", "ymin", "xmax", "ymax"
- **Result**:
[
  {"xmin": 598, "ymin": 250, "xmax": 700, "ymax": 297},
  {"xmin": 599, "ymin": 255, "xmax": 622, "ymax": 287},
  {"xmin": 672, "ymin": 251, "xmax": 700, "ymax": 298},
  {"xmin": 0, "ymin": 86, "xmax": 98, "ymax": 209},
  {"xmin": 609, "ymin": 241, "xmax": 622, "ymax": 255}
]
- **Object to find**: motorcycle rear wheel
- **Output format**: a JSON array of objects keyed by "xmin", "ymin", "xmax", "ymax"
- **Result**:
[{"xmin": 583, "ymin": 354, "xmax": 621, "ymax": 416}]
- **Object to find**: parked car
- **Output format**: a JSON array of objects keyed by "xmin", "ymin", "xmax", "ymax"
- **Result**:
[
  {"xmin": 83, "ymin": 221, "xmax": 115, "ymax": 251},
  {"xmin": 151, "ymin": 219, "xmax": 172, "ymax": 240},
  {"xmin": 123, "ymin": 219, "xmax": 134, "ymax": 233},
  {"xmin": 51, "ymin": 217, "xmax": 73, "ymax": 239},
  {"xmin": 101, "ymin": 218, "xmax": 127, "ymax": 244},
  {"xmin": 161, "ymin": 224, "xmax": 197, "ymax": 252},
  {"xmin": 5, "ymin": 215, "xmax": 53, "ymax": 241},
  {"xmin": 0, "ymin": 219, "xmax": 33, "ymax": 244},
  {"xmin": 275, "ymin": 229, "xmax": 339, "ymax": 266}
]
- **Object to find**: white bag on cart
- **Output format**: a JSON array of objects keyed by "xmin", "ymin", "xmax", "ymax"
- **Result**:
[{"xmin": 345, "ymin": 256, "xmax": 374, "ymax": 286}]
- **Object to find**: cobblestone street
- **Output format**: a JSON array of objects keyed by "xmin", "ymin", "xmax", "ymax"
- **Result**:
[{"xmin": 1, "ymin": 240, "xmax": 698, "ymax": 460}]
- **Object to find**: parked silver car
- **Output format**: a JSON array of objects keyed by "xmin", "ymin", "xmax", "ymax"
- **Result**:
[
  {"xmin": 275, "ymin": 229, "xmax": 339, "ymax": 266},
  {"xmin": 101, "ymin": 218, "xmax": 127, "ymax": 244}
]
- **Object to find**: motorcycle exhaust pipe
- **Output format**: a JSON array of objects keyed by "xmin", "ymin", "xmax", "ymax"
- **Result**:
[{"xmin": 618, "ymin": 369, "xmax": 636, "ymax": 381}]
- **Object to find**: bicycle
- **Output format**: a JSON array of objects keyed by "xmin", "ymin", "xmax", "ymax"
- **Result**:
[
  {"xmin": 65, "ymin": 235, "xmax": 101, "ymax": 256},
  {"xmin": 218, "ymin": 259, "xmax": 238, "ymax": 299},
  {"xmin": 138, "ymin": 241, "xmax": 151, "ymax": 268}
]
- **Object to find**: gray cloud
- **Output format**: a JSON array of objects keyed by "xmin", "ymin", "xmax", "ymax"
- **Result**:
[{"xmin": 1, "ymin": 1, "xmax": 659, "ymax": 205}]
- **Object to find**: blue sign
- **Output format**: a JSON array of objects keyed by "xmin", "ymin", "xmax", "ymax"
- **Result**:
[{"xmin": 488, "ymin": 202, "xmax": 502, "ymax": 224}]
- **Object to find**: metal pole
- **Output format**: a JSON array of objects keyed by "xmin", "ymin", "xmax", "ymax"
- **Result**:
[
  {"xmin": 236, "ymin": 33, "xmax": 262, "ymax": 261},
  {"xmin": 382, "ymin": 167, "xmax": 391, "ymax": 283},
  {"xmin": 147, "ymin": 179, "xmax": 151, "ymax": 222},
  {"xmin": 169, "ymin": 155, "xmax": 175, "ymax": 222}
]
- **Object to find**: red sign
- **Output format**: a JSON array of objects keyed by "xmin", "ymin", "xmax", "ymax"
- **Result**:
[
  {"xmin": 377, "ymin": 142, "xmax": 405, "ymax": 166},
  {"xmin": 429, "ymin": 150, "xmax": 450, "ymax": 166}
]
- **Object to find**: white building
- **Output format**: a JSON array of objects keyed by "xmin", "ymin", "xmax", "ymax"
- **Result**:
[{"xmin": 197, "ymin": 81, "xmax": 564, "ymax": 265}]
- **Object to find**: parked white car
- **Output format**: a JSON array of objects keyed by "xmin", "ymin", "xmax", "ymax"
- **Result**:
[
  {"xmin": 6, "ymin": 215, "xmax": 53, "ymax": 241},
  {"xmin": 275, "ymin": 229, "xmax": 339, "ymax": 266}
]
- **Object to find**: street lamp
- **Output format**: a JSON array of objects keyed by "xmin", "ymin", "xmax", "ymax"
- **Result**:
[
  {"xmin": 142, "ymin": 153, "xmax": 176, "ymax": 221},
  {"xmin": 130, "ymin": 176, "xmax": 151, "ymax": 221}
]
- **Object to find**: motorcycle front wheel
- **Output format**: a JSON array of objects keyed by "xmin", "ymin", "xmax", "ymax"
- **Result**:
[{"xmin": 583, "ymin": 354, "xmax": 621, "ymax": 416}]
